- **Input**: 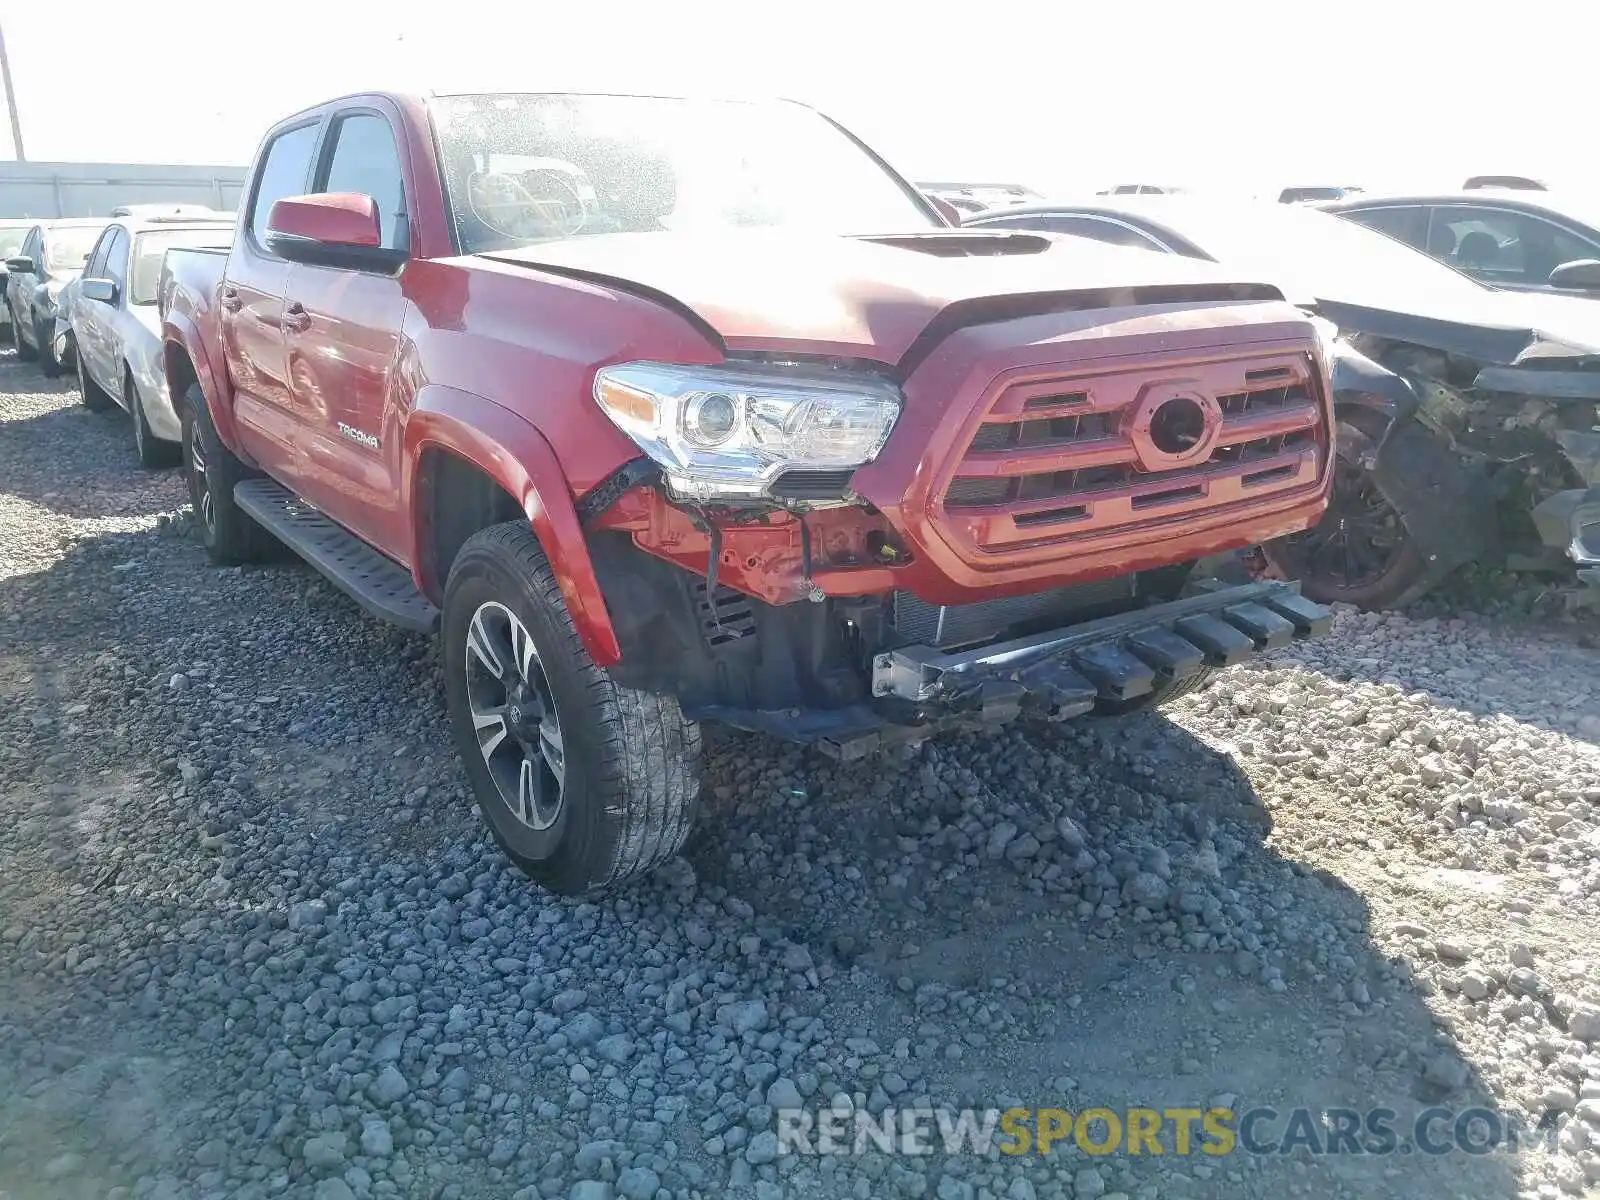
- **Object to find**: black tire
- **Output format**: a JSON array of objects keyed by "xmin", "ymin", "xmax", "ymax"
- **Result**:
[
  {"xmin": 442, "ymin": 521, "xmax": 702, "ymax": 894},
  {"xmin": 1261, "ymin": 419, "xmax": 1436, "ymax": 609},
  {"xmin": 37, "ymin": 317, "xmax": 61, "ymax": 377},
  {"xmin": 129, "ymin": 370, "xmax": 179, "ymax": 469},
  {"xmin": 75, "ymin": 345, "xmax": 115, "ymax": 413},
  {"xmin": 179, "ymin": 382, "xmax": 274, "ymax": 565},
  {"xmin": 1098, "ymin": 666, "xmax": 1218, "ymax": 716},
  {"xmin": 12, "ymin": 303, "xmax": 36, "ymax": 361}
]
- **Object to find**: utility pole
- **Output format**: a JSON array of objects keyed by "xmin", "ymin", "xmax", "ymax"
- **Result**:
[{"xmin": 0, "ymin": 20, "xmax": 23, "ymax": 161}]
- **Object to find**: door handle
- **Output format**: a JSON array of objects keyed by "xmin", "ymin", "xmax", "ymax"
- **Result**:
[
  {"xmin": 219, "ymin": 285, "xmax": 242, "ymax": 313},
  {"xmin": 282, "ymin": 303, "xmax": 311, "ymax": 334}
]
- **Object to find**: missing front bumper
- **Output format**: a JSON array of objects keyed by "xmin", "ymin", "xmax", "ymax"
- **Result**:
[{"xmin": 871, "ymin": 579, "xmax": 1331, "ymax": 711}]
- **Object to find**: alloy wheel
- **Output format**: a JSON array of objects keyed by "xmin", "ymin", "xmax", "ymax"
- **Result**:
[
  {"xmin": 188, "ymin": 427, "xmax": 215, "ymax": 534},
  {"xmin": 463, "ymin": 600, "xmax": 566, "ymax": 831}
]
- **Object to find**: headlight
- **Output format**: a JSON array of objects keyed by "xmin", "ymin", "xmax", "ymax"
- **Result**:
[{"xmin": 593, "ymin": 361, "xmax": 902, "ymax": 502}]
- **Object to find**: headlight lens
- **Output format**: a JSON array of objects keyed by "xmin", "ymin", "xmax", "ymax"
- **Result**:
[{"xmin": 593, "ymin": 361, "xmax": 902, "ymax": 501}]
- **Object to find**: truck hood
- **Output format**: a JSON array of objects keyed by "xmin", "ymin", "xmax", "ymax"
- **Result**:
[{"xmin": 483, "ymin": 229, "xmax": 1284, "ymax": 365}]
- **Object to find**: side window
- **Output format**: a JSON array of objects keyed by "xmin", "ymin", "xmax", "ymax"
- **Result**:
[
  {"xmin": 1425, "ymin": 207, "xmax": 1600, "ymax": 286},
  {"xmin": 84, "ymin": 230, "xmax": 113, "ymax": 278},
  {"xmin": 249, "ymin": 123, "xmax": 322, "ymax": 250},
  {"xmin": 1345, "ymin": 206, "xmax": 1427, "ymax": 250},
  {"xmin": 103, "ymin": 229, "xmax": 130, "ymax": 291},
  {"xmin": 317, "ymin": 113, "xmax": 408, "ymax": 252}
]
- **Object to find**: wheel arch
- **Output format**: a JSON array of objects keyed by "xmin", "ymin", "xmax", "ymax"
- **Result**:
[{"xmin": 405, "ymin": 386, "xmax": 623, "ymax": 666}]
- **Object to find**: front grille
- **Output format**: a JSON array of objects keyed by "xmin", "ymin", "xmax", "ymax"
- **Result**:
[
  {"xmin": 939, "ymin": 351, "xmax": 1326, "ymax": 556},
  {"xmin": 893, "ymin": 576, "xmax": 1136, "ymax": 649}
]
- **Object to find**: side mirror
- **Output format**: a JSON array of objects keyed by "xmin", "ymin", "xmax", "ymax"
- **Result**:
[
  {"xmin": 1548, "ymin": 259, "xmax": 1600, "ymax": 291},
  {"xmin": 80, "ymin": 277, "xmax": 118, "ymax": 305},
  {"xmin": 926, "ymin": 195, "xmax": 964, "ymax": 226},
  {"xmin": 265, "ymin": 193, "xmax": 405, "ymax": 273},
  {"xmin": 5, "ymin": 255, "xmax": 34, "ymax": 274}
]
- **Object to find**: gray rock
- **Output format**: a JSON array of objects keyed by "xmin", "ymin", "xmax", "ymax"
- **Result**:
[
  {"xmin": 1074, "ymin": 1167, "xmax": 1107, "ymax": 1198},
  {"xmin": 313, "ymin": 1182, "xmax": 355, "ymax": 1200},
  {"xmin": 594, "ymin": 1034, "xmax": 637, "ymax": 1064},
  {"xmin": 551, "ymin": 988, "xmax": 588, "ymax": 1015},
  {"xmin": 369, "ymin": 1064, "xmax": 409, "ymax": 1104},
  {"xmin": 301, "ymin": 1133, "xmax": 349, "ymax": 1173},
  {"xmin": 1570, "ymin": 1005, "xmax": 1600, "ymax": 1042},
  {"xmin": 1423, "ymin": 1053, "xmax": 1470, "ymax": 1092},
  {"xmin": 745, "ymin": 1130, "xmax": 780, "ymax": 1165},
  {"xmin": 564, "ymin": 1012, "xmax": 605, "ymax": 1047},
  {"xmin": 767, "ymin": 1077, "xmax": 804, "ymax": 1111},
  {"xmin": 616, "ymin": 1166, "xmax": 661, "ymax": 1200},
  {"xmin": 719, "ymin": 999, "xmax": 770, "ymax": 1035},
  {"xmin": 288, "ymin": 900, "xmax": 327, "ymax": 931},
  {"xmin": 1124, "ymin": 873, "xmax": 1170, "ymax": 909},
  {"xmin": 438, "ymin": 872, "xmax": 470, "ymax": 899},
  {"xmin": 569, "ymin": 1183, "xmax": 615, "ymax": 1200},
  {"xmin": 359, "ymin": 1121, "xmax": 393, "ymax": 1158}
]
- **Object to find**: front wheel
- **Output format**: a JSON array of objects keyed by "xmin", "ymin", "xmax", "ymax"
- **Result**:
[
  {"xmin": 442, "ymin": 521, "xmax": 702, "ymax": 894},
  {"xmin": 1261, "ymin": 420, "xmax": 1435, "ymax": 610}
]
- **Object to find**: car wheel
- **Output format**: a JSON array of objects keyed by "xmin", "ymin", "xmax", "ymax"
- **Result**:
[
  {"xmin": 180, "ymin": 382, "xmax": 274, "ymax": 565},
  {"xmin": 129, "ymin": 370, "xmax": 179, "ymax": 469},
  {"xmin": 37, "ymin": 317, "xmax": 62, "ymax": 377},
  {"xmin": 1261, "ymin": 420, "xmax": 1435, "ymax": 609},
  {"xmin": 442, "ymin": 521, "xmax": 702, "ymax": 894},
  {"xmin": 13, "ymin": 304, "xmax": 36, "ymax": 361},
  {"xmin": 75, "ymin": 347, "xmax": 115, "ymax": 412}
]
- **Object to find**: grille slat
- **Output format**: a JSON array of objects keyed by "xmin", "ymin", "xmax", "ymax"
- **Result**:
[{"xmin": 939, "ymin": 353, "xmax": 1327, "ymax": 548}]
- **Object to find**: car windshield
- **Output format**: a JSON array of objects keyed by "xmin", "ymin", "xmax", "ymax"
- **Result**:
[
  {"xmin": 45, "ymin": 226, "xmax": 103, "ymax": 273},
  {"xmin": 0, "ymin": 227, "xmax": 29, "ymax": 260},
  {"xmin": 1145, "ymin": 201, "xmax": 1495, "ymax": 311},
  {"xmin": 131, "ymin": 228, "xmax": 233, "ymax": 304},
  {"xmin": 429, "ymin": 93, "xmax": 938, "ymax": 253}
]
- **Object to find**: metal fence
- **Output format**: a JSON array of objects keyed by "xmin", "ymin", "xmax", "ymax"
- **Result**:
[{"xmin": 0, "ymin": 161, "xmax": 248, "ymax": 218}]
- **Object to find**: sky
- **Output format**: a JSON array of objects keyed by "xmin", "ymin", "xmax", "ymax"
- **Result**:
[{"xmin": 2, "ymin": 0, "xmax": 1596, "ymax": 199}]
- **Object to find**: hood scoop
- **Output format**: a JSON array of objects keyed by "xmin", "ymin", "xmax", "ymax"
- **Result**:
[{"xmin": 857, "ymin": 230, "xmax": 1054, "ymax": 258}]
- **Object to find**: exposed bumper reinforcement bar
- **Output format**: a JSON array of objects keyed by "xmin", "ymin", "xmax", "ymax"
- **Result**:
[{"xmin": 871, "ymin": 580, "xmax": 1331, "ymax": 710}]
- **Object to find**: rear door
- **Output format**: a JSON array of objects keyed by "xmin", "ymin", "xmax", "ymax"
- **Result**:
[
  {"xmin": 73, "ymin": 228, "xmax": 115, "ymax": 386},
  {"xmin": 222, "ymin": 119, "xmax": 323, "ymax": 484},
  {"xmin": 87, "ymin": 228, "xmax": 130, "ymax": 398},
  {"xmin": 281, "ymin": 106, "xmax": 413, "ymax": 553}
]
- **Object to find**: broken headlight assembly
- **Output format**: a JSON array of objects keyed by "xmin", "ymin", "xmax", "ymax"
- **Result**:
[{"xmin": 593, "ymin": 361, "xmax": 902, "ymax": 502}]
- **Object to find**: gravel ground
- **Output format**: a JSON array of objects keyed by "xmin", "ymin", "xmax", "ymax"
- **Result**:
[{"xmin": 3, "ymin": 349, "xmax": 1600, "ymax": 1200}]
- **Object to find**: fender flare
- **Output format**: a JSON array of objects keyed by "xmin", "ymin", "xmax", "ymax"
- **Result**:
[
  {"xmin": 405, "ymin": 386, "xmax": 622, "ymax": 666},
  {"xmin": 161, "ymin": 313, "xmax": 240, "ymax": 449}
]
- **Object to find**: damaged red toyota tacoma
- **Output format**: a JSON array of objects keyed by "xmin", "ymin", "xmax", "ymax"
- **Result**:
[{"xmin": 160, "ymin": 91, "xmax": 1337, "ymax": 892}]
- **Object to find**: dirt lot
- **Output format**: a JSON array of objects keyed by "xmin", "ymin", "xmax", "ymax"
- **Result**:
[{"xmin": 2, "ymin": 350, "xmax": 1599, "ymax": 1200}]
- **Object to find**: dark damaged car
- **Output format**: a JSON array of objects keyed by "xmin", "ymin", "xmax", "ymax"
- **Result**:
[{"xmin": 965, "ymin": 196, "xmax": 1600, "ymax": 607}]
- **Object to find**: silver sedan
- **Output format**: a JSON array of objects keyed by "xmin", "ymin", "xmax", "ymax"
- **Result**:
[{"xmin": 61, "ymin": 216, "xmax": 233, "ymax": 467}]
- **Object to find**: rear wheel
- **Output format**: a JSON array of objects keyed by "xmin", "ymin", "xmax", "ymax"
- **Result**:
[
  {"xmin": 13, "ymin": 303, "xmax": 36, "ymax": 361},
  {"xmin": 1262, "ymin": 420, "xmax": 1433, "ymax": 609},
  {"xmin": 180, "ymin": 383, "xmax": 274, "ymax": 564},
  {"xmin": 442, "ymin": 521, "xmax": 702, "ymax": 894},
  {"xmin": 37, "ymin": 317, "xmax": 61, "ymax": 377},
  {"xmin": 129, "ymin": 371, "xmax": 179, "ymax": 469}
]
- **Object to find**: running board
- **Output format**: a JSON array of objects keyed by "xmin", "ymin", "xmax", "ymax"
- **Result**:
[{"xmin": 233, "ymin": 479, "xmax": 439, "ymax": 633}]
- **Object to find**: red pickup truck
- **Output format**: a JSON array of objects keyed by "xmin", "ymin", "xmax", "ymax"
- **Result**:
[{"xmin": 160, "ymin": 91, "xmax": 1336, "ymax": 893}]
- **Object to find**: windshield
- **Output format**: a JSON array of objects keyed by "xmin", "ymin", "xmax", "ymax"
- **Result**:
[
  {"xmin": 1150, "ymin": 201, "xmax": 1494, "ymax": 311},
  {"xmin": 0, "ymin": 226, "xmax": 29, "ymax": 260},
  {"xmin": 45, "ymin": 226, "xmax": 103, "ymax": 274},
  {"xmin": 131, "ymin": 228, "xmax": 233, "ymax": 305},
  {"xmin": 430, "ymin": 93, "xmax": 938, "ymax": 254}
]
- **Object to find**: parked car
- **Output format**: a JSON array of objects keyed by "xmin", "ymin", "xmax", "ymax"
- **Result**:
[
  {"xmin": 5, "ymin": 218, "xmax": 107, "ymax": 374},
  {"xmin": 1095, "ymin": 184, "xmax": 1186, "ymax": 195},
  {"xmin": 1278, "ymin": 186, "xmax": 1363, "ymax": 204},
  {"xmin": 1463, "ymin": 175, "xmax": 1547, "ymax": 192},
  {"xmin": 0, "ymin": 218, "xmax": 34, "ymax": 340},
  {"xmin": 964, "ymin": 196, "xmax": 1600, "ymax": 606},
  {"xmin": 58, "ymin": 212, "xmax": 234, "ymax": 466},
  {"xmin": 160, "ymin": 91, "xmax": 1335, "ymax": 893},
  {"xmin": 1321, "ymin": 192, "xmax": 1600, "ymax": 296},
  {"xmin": 915, "ymin": 181, "xmax": 1044, "ymax": 215}
]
